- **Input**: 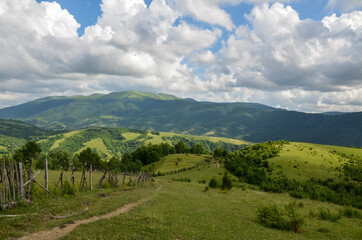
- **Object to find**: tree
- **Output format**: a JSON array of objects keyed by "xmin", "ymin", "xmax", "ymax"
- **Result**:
[
  {"xmin": 13, "ymin": 141, "xmax": 41, "ymax": 164},
  {"xmin": 107, "ymin": 156, "xmax": 121, "ymax": 172},
  {"xmin": 175, "ymin": 140, "xmax": 189, "ymax": 153},
  {"xmin": 190, "ymin": 144, "xmax": 206, "ymax": 154},
  {"xmin": 221, "ymin": 172, "xmax": 233, "ymax": 190},
  {"xmin": 78, "ymin": 147, "xmax": 103, "ymax": 170},
  {"xmin": 48, "ymin": 149, "xmax": 71, "ymax": 171}
]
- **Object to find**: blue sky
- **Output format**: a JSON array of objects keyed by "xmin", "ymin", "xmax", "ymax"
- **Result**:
[{"xmin": 1, "ymin": 0, "xmax": 362, "ymax": 112}]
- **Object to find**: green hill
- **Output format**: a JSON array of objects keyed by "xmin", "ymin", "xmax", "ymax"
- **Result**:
[
  {"xmin": 0, "ymin": 119, "xmax": 57, "ymax": 140},
  {"xmin": 0, "ymin": 120, "xmax": 248, "ymax": 157},
  {"xmin": 0, "ymin": 91, "xmax": 361, "ymax": 146}
]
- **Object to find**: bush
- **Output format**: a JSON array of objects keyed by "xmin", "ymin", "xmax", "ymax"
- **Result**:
[
  {"xmin": 257, "ymin": 204, "xmax": 288, "ymax": 231},
  {"xmin": 256, "ymin": 202, "xmax": 304, "ymax": 232},
  {"xmin": 209, "ymin": 177, "xmax": 218, "ymax": 188},
  {"xmin": 221, "ymin": 172, "xmax": 233, "ymax": 190},
  {"xmin": 339, "ymin": 206, "xmax": 361, "ymax": 219},
  {"xmin": 290, "ymin": 191, "xmax": 304, "ymax": 199},
  {"xmin": 317, "ymin": 207, "xmax": 341, "ymax": 222}
]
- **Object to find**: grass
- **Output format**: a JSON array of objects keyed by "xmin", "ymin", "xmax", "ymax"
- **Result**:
[
  {"xmin": 62, "ymin": 174, "xmax": 362, "ymax": 240},
  {"xmin": 0, "ymin": 169, "xmax": 153, "ymax": 239},
  {"xmin": 75, "ymin": 138, "xmax": 113, "ymax": 159},
  {"xmin": 51, "ymin": 130, "xmax": 83, "ymax": 150},
  {"xmin": 2, "ymin": 143, "xmax": 362, "ymax": 239},
  {"xmin": 122, "ymin": 132, "xmax": 141, "ymax": 141},
  {"xmin": 143, "ymin": 131, "xmax": 251, "ymax": 146},
  {"xmin": 142, "ymin": 154, "xmax": 208, "ymax": 173},
  {"xmin": 269, "ymin": 142, "xmax": 349, "ymax": 181}
]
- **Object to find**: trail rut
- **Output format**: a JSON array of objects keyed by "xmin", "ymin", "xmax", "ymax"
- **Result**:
[{"xmin": 18, "ymin": 198, "xmax": 149, "ymax": 240}]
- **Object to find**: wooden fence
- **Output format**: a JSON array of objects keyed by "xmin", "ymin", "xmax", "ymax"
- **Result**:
[{"xmin": 0, "ymin": 156, "xmax": 150, "ymax": 207}]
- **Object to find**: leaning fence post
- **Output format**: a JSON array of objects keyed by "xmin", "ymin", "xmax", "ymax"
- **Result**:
[
  {"xmin": 18, "ymin": 162, "xmax": 25, "ymax": 200},
  {"xmin": 89, "ymin": 165, "xmax": 93, "ymax": 191},
  {"xmin": 44, "ymin": 158, "xmax": 48, "ymax": 190}
]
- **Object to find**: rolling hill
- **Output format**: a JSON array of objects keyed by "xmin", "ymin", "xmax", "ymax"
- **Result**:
[
  {"xmin": 0, "ymin": 91, "xmax": 361, "ymax": 147},
  {"xmin": 0, "ymin": 120, "xmax": 248, "ymax": 157}
]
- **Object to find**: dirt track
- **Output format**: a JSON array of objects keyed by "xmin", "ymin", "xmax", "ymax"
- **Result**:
[{"xmin": 18, "ymin": 198, "xmax": 149, "ymax": 240}]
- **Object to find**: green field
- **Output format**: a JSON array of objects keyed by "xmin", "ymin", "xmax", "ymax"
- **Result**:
[
  {"xmin": 51, "ymin": 130, "xmax": 84, "ymax": 150},
  {"xmin": 1, "ymin": 143, "xmax": 361, "ymax": 239},
  {"xmin": 31, "ymin": 128, "xmax": 249, "ymax": 157},
  {"xmin": 143, "ymin": 131, "xmax": 251, "ymax": 146},
  {"xmin": 142, "ymin": 154, "xmax": 209, "ymax": 173},
  {"xmin": 75, "ymin": 138, "xmax": 113, "ymax": 159}
]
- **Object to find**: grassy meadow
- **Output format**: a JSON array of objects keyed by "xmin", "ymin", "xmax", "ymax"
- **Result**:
[
  {"xmin": 1, "ymin": 142, "xmax": 361, "ymax": 239},
  {"xmin": 63, "ymin": 174, "xmax": 361, "ymax": 240},
  {"xmin": 142, "ymin": 153, "xmax": 209, "ymax": 173}
]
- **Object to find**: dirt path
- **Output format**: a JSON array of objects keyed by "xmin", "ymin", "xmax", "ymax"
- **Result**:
[{"xmin": 18, "ymin": 198, "xmax": 149, "ymax": 240}]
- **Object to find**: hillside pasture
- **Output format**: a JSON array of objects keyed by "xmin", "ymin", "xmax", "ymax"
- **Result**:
[
  {"xmin": 62, "ymin": 173, "xmax": 362, "ymax": 240},
  {"xmin": 268, "ymin": 142, "xmax": 351, "ymax": 181},
  {"xmin": 75, "ymin": 138, "xmax": 113, "ymax": 159},
  {"xmin": 51, "ymin": 130, "xmax": 84, "ymax": 150},
  {"xmin": 142, "ymin": 154, "xmax": 208, "ymax": 173}
]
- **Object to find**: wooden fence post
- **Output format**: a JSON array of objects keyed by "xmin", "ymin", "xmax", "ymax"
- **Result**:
[
  {"xmin": 71, "ymin": 167, "xmax": 75, "ymax": 186},
  {"xmin": 11, "ymin": 147, "xmax": 16, "ymax": 201},
  {"xmin": 44, "ymin": 158, "xmax": 48, "ymax": 190},
  {"xmin": 0, "ymin": 165, "xmax": 3, "ymax": 203},
  {"xmin": 89, "ymin": 165, "xmax": 92, "ymax": 191},
  {"xmin": 2, "ymin": 156, "xmax": 9, "ymax": 202},
  {"xmin": 18, "ymin": 162, "xmax": 25, "ymax": 200},
  {"xmin": 10, "ymin": 157, "xmax": 15, "ymax": 201},
  {"xmin": 122, "ymin": 172, "xmax": 126, "ymax": 185},
  {"xmin": 26, "ymin": 159, "xmax": 33, "ymax": 199},
  {"xmin": 15, "ymin": 161, "xmax": 20, "ymax": 199}
]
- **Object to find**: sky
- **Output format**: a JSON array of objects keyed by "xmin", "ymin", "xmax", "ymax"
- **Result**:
[{"xmin": 0, "ymin": 0, "xmax": 361, "ymax": 113}]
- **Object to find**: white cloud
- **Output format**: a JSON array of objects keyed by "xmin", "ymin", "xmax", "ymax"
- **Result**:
[
  {"xmin": 0, "ymin": 0, "xmax": 361, "ymax": 113},
  {"xmin": 327, "ymin": 0, "xmax": 362, "ymax": 12},
  {"xmin": 202, "ymin": 3, "xmax": 362, "ymax": 105}
]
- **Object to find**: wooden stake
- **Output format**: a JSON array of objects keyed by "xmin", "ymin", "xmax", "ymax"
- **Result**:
[
  {"xmin": 71, "ymin": 167, "xmax": 75, "ymax": 186},
  {"xmin": 2, "ymin": 156, "xmax": 9, "ymax": 202},
  {"xmin": 24, "ymin": 170, "xmax": 41, "ymax": 186},
  {"xmin": 33, "ymin": 179, "xmax": 62, "ymax": 204},
  {"xmin": 122, "ymin": 172, "xmax": 126, "ymax": 185},
  {"xmin": 10, "ymin": 150, "xmax": 15, "ymax": 201},
  {"xmin": 134, "ymin": 171, "xmax": 142, "ymax": 189},
  {"xmin": 14, "ymin": 160, "xmax": 20, "ymax": 200},
  {"xmin": 44, "ymin": 158, "xmax": 48, "ymax": 190},
  {"xmin": 11, "ymin": 147, "xmax": 15, "ymax": 200},
  {"xmin": 0, "ymin": 165, "xmax": 3, "ymax": 203},
  {"xmin": 89, "ymin": 165, "xmax": 92, "ymax": 191},
  {"xmin": 26, "ymin": 159, "xmax": 33, "ymax": 199},
  {"xmin": 18, "ymin": 162, "xmax": 25, "ymax": 200},
  {"xmin": 98, "ymin": 170, "xmax": 107, "ymax": 189}
]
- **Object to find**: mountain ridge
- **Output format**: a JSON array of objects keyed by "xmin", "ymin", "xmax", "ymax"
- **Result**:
[{"xmin": 0, "ymin": 91, "xmax": 361, "ymax": 147}]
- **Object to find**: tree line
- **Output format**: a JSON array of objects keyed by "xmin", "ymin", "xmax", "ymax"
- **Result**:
[{"xmin": 9, "ymin": 140, "xmax": 208, "ymax": 173}]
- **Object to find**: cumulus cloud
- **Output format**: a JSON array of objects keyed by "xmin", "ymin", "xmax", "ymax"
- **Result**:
[
  {"xmin": 194, "ymin": 3, "xmax": 362, "ymax": 112},
  {"xmin": 0, "ymin": 0, "xmax": 361, "ymax": 113},
  {"xmin": 327, "ymin": 0, "xmax": 362, "ymax": 12}
]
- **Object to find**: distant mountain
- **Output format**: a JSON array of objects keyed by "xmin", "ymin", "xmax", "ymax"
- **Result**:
[
  {"xmin": 321, "ymin": 111, "xmax": 351, "ymax": 116},
  {"xmin": 0, "ymin": 91, "xmax": 361, "ymax": 147}
]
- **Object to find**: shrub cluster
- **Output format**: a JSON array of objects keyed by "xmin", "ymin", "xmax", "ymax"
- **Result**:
[{"xmin": 256, "ymin": 202, "xmax": 304, "ymax": 232}]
